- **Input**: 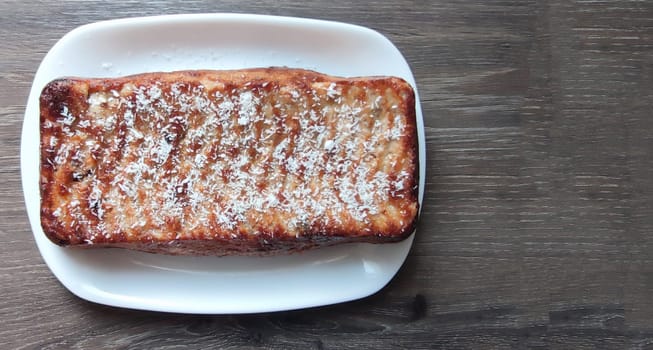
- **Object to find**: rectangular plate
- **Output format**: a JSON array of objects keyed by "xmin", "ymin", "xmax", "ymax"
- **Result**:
[{"xmin": 21, "ymin": 14, "xmax": 425, "ymax": 314}]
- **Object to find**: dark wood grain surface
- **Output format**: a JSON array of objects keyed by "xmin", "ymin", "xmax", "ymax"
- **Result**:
[{"xmin": 2, "ymin": 1, "xmax": 652, "ymax": 349}]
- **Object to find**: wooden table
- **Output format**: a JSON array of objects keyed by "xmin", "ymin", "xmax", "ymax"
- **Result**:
[{"xmin": 2, "ymin": 1, "xmax": 652, "ymax": 348}]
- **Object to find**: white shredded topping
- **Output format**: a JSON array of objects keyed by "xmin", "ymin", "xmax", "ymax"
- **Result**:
[
  {"xmin": 237, "ymin": 90, "xmax": 257, "ymax": 125},
  {"xmin": 47, "ymin": 78, "xmax": 414, "ymax": 240},
  {"xmin": 388, "ymin": 114, "xmax": 406, "ymax": 140}
]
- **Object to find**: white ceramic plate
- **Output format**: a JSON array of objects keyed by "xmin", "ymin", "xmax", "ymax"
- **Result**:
[{"xmin": 21, "ymin": 14, "xmax": 425, "ymax": 314}]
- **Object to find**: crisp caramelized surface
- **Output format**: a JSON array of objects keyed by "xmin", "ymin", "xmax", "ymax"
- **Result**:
[{"xmin": 40, "ymin": 68, "xmax": 418, "ymax": 254}]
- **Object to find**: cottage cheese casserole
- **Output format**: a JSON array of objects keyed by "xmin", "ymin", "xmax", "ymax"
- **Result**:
[{"xmin": 39, "ymin": 68, "xmax": 419, "ymax": 255}]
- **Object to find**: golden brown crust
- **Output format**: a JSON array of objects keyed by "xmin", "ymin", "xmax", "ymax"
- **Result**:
[{"xmin": 40, "ymin": 67, "xmax": 419, "ymax": 255}]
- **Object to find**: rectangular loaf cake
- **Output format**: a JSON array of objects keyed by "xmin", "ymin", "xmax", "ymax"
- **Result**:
[{"xmin": 39, "ymin": 68, "xmax": 419, "ymax": 255}]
